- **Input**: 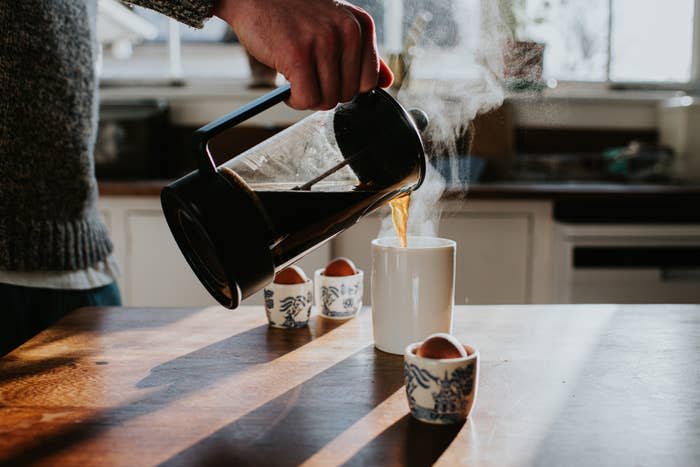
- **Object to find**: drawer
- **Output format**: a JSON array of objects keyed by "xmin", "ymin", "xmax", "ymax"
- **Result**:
[{"xmin": 572, "ymin": 268, "xmax": 700, "ymax": 304}]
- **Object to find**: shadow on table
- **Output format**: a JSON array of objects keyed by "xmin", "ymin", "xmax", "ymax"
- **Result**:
[
  {"xmin": 161, "ymin": 346, "xmax": 407, "ymax": 467},
  {"xmin": 0, "ymin": 315, "xmax": 344, "ymax": 467},
  {"xmin": 0, "ymin": 356, "xmax": 81, "ymax": 384},
  {"xmin": 0, "ymin": 309, "xmax": 207, "ymax": 390},
  {"xmin": 8, "ymin": 308, "xmax": 202, "ymax": 356},
  {"xmin": 138, "ymin": 325, "xmax": 309, "ymax": 389},
  {"xmin": 530, "ymin": 307, "xmax": 700, "ymax": 467},
  {"xmin": 342, "ymin": 415, "xmax": 463, "ymax": 467}
]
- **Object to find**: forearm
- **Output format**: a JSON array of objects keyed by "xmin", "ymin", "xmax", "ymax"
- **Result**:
[{"xmin": 124, "ymin": 0, "xmax": 218, "ymax": 28}]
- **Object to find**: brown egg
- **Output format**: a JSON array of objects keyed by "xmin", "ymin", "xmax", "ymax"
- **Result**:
[
  {"xmin": 416, "ymin": 333, "xmax": 468, "ymax": 359},
  {"xmin": 324, "ymin": 257, "xmax": 357, "ymax": 277},
  {"xmin": 274, "ymin": 265, "xmax": 308, "ymax": 284}
]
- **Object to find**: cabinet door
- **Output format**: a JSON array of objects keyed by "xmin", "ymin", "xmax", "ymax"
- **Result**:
[
  {"xmin": 571, "ymin": 268, "xmax": 700, "ymax": 304},
  {"xmin": 332, "ymin": 216, "xmax": 383, "ymax": 304},
  {"xmin": 334, "ymin": 212, "xmax": 532, "ymax": 305},
  {"xmin": 126, "ymin": 211, "xmax": 216, "ymax": 307},
  {"xmin": 125, "ymin": 209, "xmax": 331, "ymax": 307},
  {"xmin": 107, "ymin": 196, "xmax": 544, "ymax": 306},
  {"xmin": 243, "ymin": 243, "xmax": 331, "ymax": 306},
  {"xmin": 553, "ymin": 224, "xmax": 700, "ymax": 304},
  {"xmin": 441, "ymin": 214, "xmax": 530, "ymax": 304}
]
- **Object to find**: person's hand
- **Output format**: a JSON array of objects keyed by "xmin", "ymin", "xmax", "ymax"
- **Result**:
[{"xmin": 215, "ymin": 0, "xmax": 393, "ymax": 110}]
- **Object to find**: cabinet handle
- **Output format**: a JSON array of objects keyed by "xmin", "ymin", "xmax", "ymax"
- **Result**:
[{"xmin": 660, "ymin": 268, "xmax": 700, "ymax": 282}]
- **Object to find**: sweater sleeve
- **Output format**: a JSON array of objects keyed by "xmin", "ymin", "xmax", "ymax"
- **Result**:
[{"xmin": 125, "ymin": 0, "xmax": 218, "ymax": 28}]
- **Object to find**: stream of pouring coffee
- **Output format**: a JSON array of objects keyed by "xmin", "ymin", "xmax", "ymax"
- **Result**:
[
  {"xmin": 378, "ymin": 3, "xmax": 506, "ymax": 242},
  {"xmin": 389, "ymin": 193, "xmax": 411, "ymax": 247}
]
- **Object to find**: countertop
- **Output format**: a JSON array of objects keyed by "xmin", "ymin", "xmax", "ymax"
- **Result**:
[
  {"xmin": 98, "ymin": 179, "xmax": 700, "ymax": 199},
  {"xmin": 1, "ymin": 305, "xmax": 699, "ymax": 466},
  {"xmin": 98, "ymin": 180, "xmax": 700, "ymax": 222}
]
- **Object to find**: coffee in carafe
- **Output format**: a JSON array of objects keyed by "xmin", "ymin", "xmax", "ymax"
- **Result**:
[{"xmin": 161, "ymin": 84, "xmax": 427, "ymax": 309}]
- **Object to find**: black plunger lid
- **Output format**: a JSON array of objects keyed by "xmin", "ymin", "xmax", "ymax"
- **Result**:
[{"xmin": 333, "ymin": 88, "xmax": 426, "ymax": 191}]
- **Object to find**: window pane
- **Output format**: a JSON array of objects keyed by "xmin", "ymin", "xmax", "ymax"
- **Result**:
[
  {"xmin": 134, "ymin": 7, "xmax": 243, "ymax": 79},
  {"xmin": 521, "ymin": 0, "xmax": 609, "ymax": 81},
  {"xmin": 130, "ymin": 7, "xmax": 167, "ymax": 41},
  {"xmin": 114, "ymin": 6, "xmax": 231, "ymax": 43},
  {"xmin": 610, "ymin": 0, "xmax": 694, "ymax": 83},
  {"xmin": 397, "ymin": 0, "xmax": 484, "ymax": 80},
  {"xmin": 99, "ymin": 5, "xmax": 169, "ymax": 80},
  {"xmin": 176, "ymin": 17, "xmax": 245, "ymax": 79},
  {"xmin": 180, "ymin": 18, "xmax": 230, "ymax": 42},
  {"xmin": 100, "ymin": 4, "xmax": 245, "ymax": 80}
]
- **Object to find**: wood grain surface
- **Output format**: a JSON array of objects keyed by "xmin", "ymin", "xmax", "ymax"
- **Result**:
[{"xmin": 1, "ymin": 305, "xmax": 699, "ymax": 467}]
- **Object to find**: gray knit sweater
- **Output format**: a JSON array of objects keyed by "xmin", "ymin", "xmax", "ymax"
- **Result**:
[{"xmin": 0, "ymin": 0, "xmax": 215, "ymax": 271}]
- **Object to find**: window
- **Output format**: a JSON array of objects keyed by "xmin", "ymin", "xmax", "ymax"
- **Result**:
[
  {"xmin": 610, "ymin": 0, "xmax": 695, "ymax": 83},
  {"xmin": 98, "ymin": 0, "xmax": 486, "ymax": 82},
  {"xmin": 98, "ymin": 0, "xmax": 698, "ymax": 88},
  {"xmin": 518, "ymin": 0, "xmax": 697, "ymax": 85},
  {"xmin": 99, "ymin": 2, "xmax": 245, "ymax": 81}
]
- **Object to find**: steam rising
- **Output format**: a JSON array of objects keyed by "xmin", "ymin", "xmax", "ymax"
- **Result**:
[{"xmin": 378, "ymin": 0, "xmax": 507, "ymax": 239}]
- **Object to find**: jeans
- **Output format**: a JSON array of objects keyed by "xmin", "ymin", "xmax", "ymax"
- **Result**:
[{"xmin": 0, "ymin": 281, "xmax": 122, "ymax": 356}]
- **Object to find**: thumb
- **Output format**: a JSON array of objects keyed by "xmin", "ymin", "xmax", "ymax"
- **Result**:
[{"xmin": 378, "ymin": 59, "xmax": 394, "ymax": 88}]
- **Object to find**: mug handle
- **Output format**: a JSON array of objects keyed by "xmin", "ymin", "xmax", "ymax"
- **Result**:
[{"xmin": 193, "ymin": 83, "xmax": 292, "ymax": 174}]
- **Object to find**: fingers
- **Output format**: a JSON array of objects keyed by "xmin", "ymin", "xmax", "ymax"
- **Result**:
[
  {"xmin": 280, "ymin": 2, "xmax": 385, "ymax": 110},
  {"xmin": 315, "ymin": 25, "xmax": 342, "ymax": 110},
  {"xmin": 315, "ymin": 9, "xmax": 364, "ymax": 108},
  {"xmin": 345, "ymin": 6, "xmax": 380, "ymax": 94},
  {"xmin": 285, "ymin": 47, "xmax": 321, "ymax": 110},
  {"xmin": 378, "ymin": 58, "xmax": 394, "ymax": 88},
  {"xmin": 338, "ymin": 13, "xmax": 363, "ymax": 102}
]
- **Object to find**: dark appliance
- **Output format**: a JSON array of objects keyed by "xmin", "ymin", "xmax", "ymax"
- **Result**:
[{"xmin": 95, "ymin": 99, "xmax": 169, "ymax": 179}]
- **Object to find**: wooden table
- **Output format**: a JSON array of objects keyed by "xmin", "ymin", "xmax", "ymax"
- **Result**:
[{"xmin": 1, "ymin": 305, "xmax": 699, "ymax": 466}]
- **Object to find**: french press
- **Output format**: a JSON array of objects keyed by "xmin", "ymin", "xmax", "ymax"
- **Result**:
[{"xmin": 161, "ymin": 84, "xmax": 427, "ymax": 309}]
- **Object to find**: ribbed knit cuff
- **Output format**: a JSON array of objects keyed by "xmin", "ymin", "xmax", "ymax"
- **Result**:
[
  {"xmin": 126, "ymin": 0, "xmax": 218, "ymax": 28},
  {"xmin": 0, "ymin": 214, "xmax": 113, "ymax": 272}
]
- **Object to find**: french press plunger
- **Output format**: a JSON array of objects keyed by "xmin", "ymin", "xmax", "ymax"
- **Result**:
[{"xmin": 161, "ymin": 84, "xmax": 427, "ymax": 309}]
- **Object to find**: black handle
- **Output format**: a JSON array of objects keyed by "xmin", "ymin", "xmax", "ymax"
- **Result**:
[{"xmin": 194, "ymin": 83, "xmax": 292, "ymax": 174}]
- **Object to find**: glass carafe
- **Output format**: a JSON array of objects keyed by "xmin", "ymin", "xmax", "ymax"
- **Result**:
[{"xmin": 162, "ymin": 84, "xmax": 426, "ymax": 309}]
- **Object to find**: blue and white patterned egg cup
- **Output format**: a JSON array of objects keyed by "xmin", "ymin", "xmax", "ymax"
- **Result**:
[
  {"xmin": 263, "ymin": 280, "xmax": 313, "ymax": 329},
  {"xmin": 404, "ymin": 341, "xmax": 479, "ymax": 425},
  {"xmin": 314, "ymin": 269, "xmax": 364, "ymax": 320}
]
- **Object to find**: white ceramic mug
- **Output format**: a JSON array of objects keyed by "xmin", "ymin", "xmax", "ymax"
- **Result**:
[
  {"xmin": 263, "ymin": 280, "xmax": 313, "ymax": 328},
  {"xmin": 314, "ymin": 269, "xmax": 364, "ymax": 319},
  {"xmin": 371, "ymin": 237, "xmax": 456, "ymax": 354}
]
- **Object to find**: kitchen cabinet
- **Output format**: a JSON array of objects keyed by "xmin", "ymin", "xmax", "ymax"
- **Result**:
[
  {"xmin": 552, "ymin": 224, "xmax": 700, "ymax": 303},
  {"xmin": 333, "ymin": 199, "xmax": 554, "ymax": 305},
  {"xmin": 100, "ymin": 190, "xmax": 700, "ymax": 307},
  {"xmin": 99, "ymin": 197, "xmax": 330, "ymax": 307},
  {"xmin": 100, "ymin": 197, "xmax": 212, "ymax": 306},
  {"xmin": 101, "ymin": 196, "xmax": 553, "ymax": 307}
]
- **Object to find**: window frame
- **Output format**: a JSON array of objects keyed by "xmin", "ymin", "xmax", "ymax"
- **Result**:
[
  {"xmin": 603, "ymin": 0, "xmax": 700, "ymax": 91},
  {"xmin": 101, "ymin": 0, "xmax": 700, "ymax": 93}
]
